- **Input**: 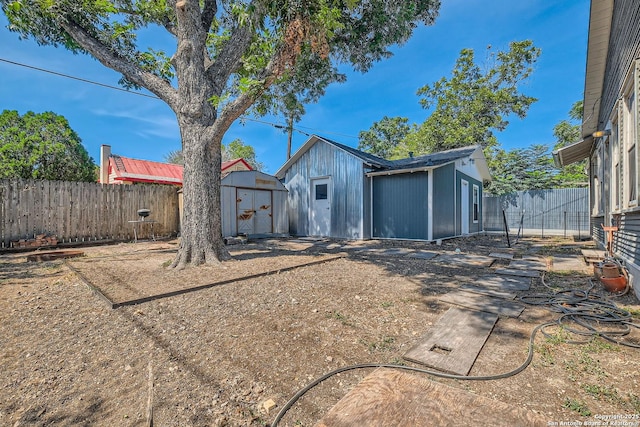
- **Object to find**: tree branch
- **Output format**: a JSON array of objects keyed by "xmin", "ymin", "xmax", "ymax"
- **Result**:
[
  {"xmin": 208, "ymin": 59, "xmax": 280, "ymax": 142},
  {"xmin": 205, "ymin": 1, "xmax": 266, "ymax": 94},
  {"xmin": 201, "ymin": 0, "xmax": 217, "ymax": 31},
  {"xmin": 59, "ymin": 18, "xmax": 180, "ymax": 110}
]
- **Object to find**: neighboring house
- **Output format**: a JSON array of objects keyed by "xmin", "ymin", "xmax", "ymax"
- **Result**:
[
  {"xmin": 553, "ymin": 0, "xmax": 640, "ymax": 298},
  {"xmin": 98, "ymin": 144, "xmax": 252, "ymax": 185},
  {"xmin": 275, "ymin": 135, "xmax": 491, "ymax": 240}
]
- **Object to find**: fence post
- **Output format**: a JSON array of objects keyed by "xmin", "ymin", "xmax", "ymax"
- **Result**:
[{"xmin": 578, "ymin": 212, "xmax": 581, "ymax": 240}]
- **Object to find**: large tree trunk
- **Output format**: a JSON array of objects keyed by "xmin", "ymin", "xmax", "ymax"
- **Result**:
[{"xmin": 171, "ymin": 118, "xmax": 231, "ymax": 269}]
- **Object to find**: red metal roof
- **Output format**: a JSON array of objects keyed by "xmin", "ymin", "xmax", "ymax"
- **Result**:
[
  {"xmin": 108, "ymin": 156, "xmax": 252, "ymax": 185},
  {"xmin": 222, "ymin": 158, "xmax": 253, "ymax": 172}
]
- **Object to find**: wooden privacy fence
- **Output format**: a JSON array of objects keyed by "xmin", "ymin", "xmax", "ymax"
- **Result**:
[{"xmin": 0, "ymin": 179, "xmax": 180, "ymax": 248}]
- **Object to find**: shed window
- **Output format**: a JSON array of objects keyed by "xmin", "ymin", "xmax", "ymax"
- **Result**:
[
  {"xmin": 472, "ymin": 185, "xmax": 479, "ymax": 223},
  {"xmin": 315, "ymin": 184, "xmax": 328, "ymax": 200}
]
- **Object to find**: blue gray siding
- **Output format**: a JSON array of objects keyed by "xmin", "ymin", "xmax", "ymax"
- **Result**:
[
  {"xmin": 372, "ymin": 173, "xmax": 429, "ymax": 239},
  {"xmin": 594, "ymin": 0, "xmax": 640, "ymax": 270},
  {"xmin": 598, "ymin": 1, "xmax": 640, "ymax": 131},
  {"xmin": 432, "ymin": 163, "xmax": 455, "ymax": 239},
  {"xmin": 283, "ymin": 141, "xmax": 365, "ymax": 238}
]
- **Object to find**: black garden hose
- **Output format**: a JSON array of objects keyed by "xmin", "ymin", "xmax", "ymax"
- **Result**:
[{"xmin": 271, "ymin": 275, "xmax": 640, "ymax": 427}]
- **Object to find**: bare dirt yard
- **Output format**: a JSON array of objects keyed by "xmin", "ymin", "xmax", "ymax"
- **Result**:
[{"xmin": 1, "ymin": 234, "xmax": 639, "ymax": 426}]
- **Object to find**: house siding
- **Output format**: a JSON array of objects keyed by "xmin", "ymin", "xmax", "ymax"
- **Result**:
[
  {"xmin": 592, "ymin": 0, "xmax": 640, "ymax": 300},
  {"xmin": 432, "ymin": 163, "xmax": 456, "ymax": 239},
  {"xmin": 371, "ymin": 172, "xmax": 429, "ymax": 239},
  {"xmin": 598, "ymin": 1, "xmax": 640, "ymax": 131},
  {"xmin": 282, "ymin": 140, "xmax": 365, "ymax": 238}
]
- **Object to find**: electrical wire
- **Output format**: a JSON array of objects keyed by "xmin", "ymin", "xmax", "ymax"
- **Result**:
[
  {"xmin": 0, "ymin": 57, "xmax": 161, "ymax": 99},
  {"xmin": 0, "ymin": 57, "xmax": 359, "ymax": 140},
  {"xmin": 271, "ymin": 274, "xmax": 640, "ymax": 427}
]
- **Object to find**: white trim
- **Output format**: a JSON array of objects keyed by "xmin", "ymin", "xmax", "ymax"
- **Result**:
[
  {"xmin": 365, "ymin": 166, "xmax": 434, "ymax": 177},
  {"xmin": 114, "ymin": 172, "xmax": 182, "ymax": 184}
]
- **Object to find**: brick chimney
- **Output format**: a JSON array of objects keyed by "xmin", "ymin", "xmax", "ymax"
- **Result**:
[{"xmin": 100, "ymin": 144, "xmax": 111, "ymax": 184}]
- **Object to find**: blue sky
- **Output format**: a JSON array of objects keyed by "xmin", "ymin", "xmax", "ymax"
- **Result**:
[{"xmin": 0, "ymin": 0, "xmax": 589, "ymax": 174}]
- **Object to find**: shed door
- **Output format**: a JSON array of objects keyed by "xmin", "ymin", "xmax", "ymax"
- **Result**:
[
  {"xmin": 237, "ymin": 189, "xmax": 273, "ymax": 235},
  {"xmin": 254, "ymin": 190, "xmax": 273, "ymax": 234},
  {"xmin": 310, "ymin": 178, "xmax": 331, "ymax": 236},
  {"xmin": 461, "ymin": 180, "xmax": 469, "ymax": 235}
]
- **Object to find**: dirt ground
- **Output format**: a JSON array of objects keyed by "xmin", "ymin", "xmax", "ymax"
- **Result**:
[{"xmin": 1, "ymin": 234, "xmax": 639, "ymax": 427}]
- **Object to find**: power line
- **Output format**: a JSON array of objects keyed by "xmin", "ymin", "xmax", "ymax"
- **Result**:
[
  {"xmin": 0, "ymin": 57, "xmax": 160, "ymax": 99},
  {"xmin": 0, "ymin": 56, "xmax": 359, "ymax": 140}
]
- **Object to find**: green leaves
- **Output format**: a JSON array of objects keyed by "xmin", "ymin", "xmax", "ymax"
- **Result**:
[
  {"xmin": 0, "ymin": 110, "xmax": 96, "ymax": 182},
  {"xmin": 358, "ymin": 116, "xmax": 412, "ymax": 159},
  {"xmin": 407, "ymin": 41, "xmax": 540, "ymax": 155}
]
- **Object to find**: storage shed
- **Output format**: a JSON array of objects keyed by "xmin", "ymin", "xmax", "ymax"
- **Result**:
[
  {"xmin": 275, "ymin": 135, "xmax": 491, "ymax": 240},
  {"xmin": 221, "ymin": 170, "xmax": 288, "ymax": 237}
]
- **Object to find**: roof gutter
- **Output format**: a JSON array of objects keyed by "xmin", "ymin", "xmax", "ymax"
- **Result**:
[{"xmin": 366, "ymin": 166, "xmax": 435, "ymax": 177}]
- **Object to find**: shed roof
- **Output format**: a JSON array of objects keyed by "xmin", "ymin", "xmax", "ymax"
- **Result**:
[{"xmin": 276, "ymin": 135, "xmax": 491, "ymax": 182}]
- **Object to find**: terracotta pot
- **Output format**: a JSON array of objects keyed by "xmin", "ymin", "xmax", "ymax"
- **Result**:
[
  {"xmin": 600, "ymin": 275, "xmax": 628, "ymax": 292},
  {"xmin": 601, "ymin": 263, "xmax": 620, "ymax": 278},
  {"xmin": 593, "ymin": 263, "xmax": 603, "ymax": 280}
]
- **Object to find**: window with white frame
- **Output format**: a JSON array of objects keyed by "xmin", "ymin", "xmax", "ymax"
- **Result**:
[
  {"xmin": 626, "ymin": 88, "xmax": 637, "ymax": 205},
  {"xmin": 472, "ymin": 185, "xmax": 479, "ymax": 223},
  {"xmin": 592, "ymin": 150, "xmax": 603, "ymax": 215},
  {"xmin": 611, "ymin": 115, "xmax": 620, "ymax": 211},
  {"xmin": 608, "ymin": 60, "xmax": 639, "ymax": 211}
]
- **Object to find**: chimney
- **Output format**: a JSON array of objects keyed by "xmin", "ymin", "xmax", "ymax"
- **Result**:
[
  {"xmin": 100, "ymin": 144, "xmax": 111, "ymax": 184},
  {"xmin": 408, "ymin": 151, "xmax": 414, "ymax": 158}
]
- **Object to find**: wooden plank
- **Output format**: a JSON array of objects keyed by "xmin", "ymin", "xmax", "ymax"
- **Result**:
[
  {"xmin": 508, "ymin": 259, "xmax": 548, "ymax": 271},
  {"xmin": 581, "ymin": 249, "xmax": 606, "ymax": 258},
  {"xmin": 472, "ymin": 275, "xmax": 531, "ymax": 291},
  {"xmin": 495, "ymin": 268, "xmax": 540, "ymax": 278},
  {"xmin": 489, "ymin": 252, "xmax": 514, "ymax": 260},
  {"xmin": 403, "ymin": 307, "xmax": 497, "ymax": 375},
  {"xmin": 439, "ymin": 290, "xmax": 525, "ymax": 318},
  {"xmin": 315, "ymin": 368, "xmax": 548, "ymax": 427},
  {"xmin": 550, "ymin": 255, "xmax": 588, "ymax": 272},
  {"xmin": 460, "ymin": 284, "xmax": 517, "ymax": 299},
  {"xmin": 433, "ymin": 253, "xmax": 495, "ymax": 268}
]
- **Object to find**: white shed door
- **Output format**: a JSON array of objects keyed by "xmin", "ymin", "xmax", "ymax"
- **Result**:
[
  {"xmin": 310, "ymin": 178, "xmax": 331, "ymax": 236},
  {"xmin": 236, "ymin": 189, "xmax": 272, "ymax": 235},
  {"xmin": 461, "ymin": 180, "xmax": 469, "ymax": 235}
]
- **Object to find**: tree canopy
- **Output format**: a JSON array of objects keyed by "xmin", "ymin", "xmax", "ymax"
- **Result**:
[
  {"xmin": 485, "ymin": 102, "xmax": 587, "ymax": 194},
  {"xmin": 394, "ymin": 41, "xmax": 540, "ymax": 157},
  {"xmin": 0, "ymin": 109, "xmax": 95, "ymax": 182},
  {"xmin": 357, "ymin": 116, "xmax": 412, "ymax": 159},
  {"xmin": 223, "ymin": 139, "xmax": 264, "ymax": 171},
  {"xmin": 165, "ymin": 139, "xmax": 264, "ymax": 170},
  {"xmin": 2, "ymin": 0, "xmax": 442, "ymax": 267},
  {"xmin": 552, "ymin": 101, "xmax": 587, "ymax": 187}
]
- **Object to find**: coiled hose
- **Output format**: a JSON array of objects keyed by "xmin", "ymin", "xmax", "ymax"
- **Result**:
[{"xmin": 271, "ymin": 274, "xmax": 640, "ymax": 427}]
